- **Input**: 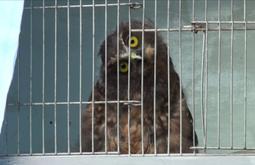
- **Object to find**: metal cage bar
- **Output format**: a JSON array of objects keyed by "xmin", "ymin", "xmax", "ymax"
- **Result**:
[
  {"xmin": 167, "ymin": 0, "xmax": 171, "ymax": 155},
  {"xmin": 3, "ymin": 0, "xmax": 255, "ymax": 158},
  {"xmin": 141, "ymin": 0, "xmax": 145, "ymax": 156},
  {"xmin": 217, "ymin": 0, "xmax": 222, "ymax": 149},
  {"xmin": 153, "ymin": 0, "xmax": 157, "ymax": 155},
  {"xmin": 192, "ymin": 0, "xmax": 196, "ymax": 155},
  {"xmin": 243, "ymin": 0, "xmax": 247, "ymax": 149},
  {"xmin": 200, "ymin": 29, "xmax": 206, "ymax": 151},
  {"xmin": 116, "ymin": 0, "xmax": 120, "ymax": 154},
  {"xmin": 230, "ymin": 0, "xmax": 234, "ymax": 149},
  {"xmin": 104, "ymin": 0, "xmax": 108, "ymax": 154},
  {"xmin": 29, "ymin": 0, "xmax": 33, "ymax": 155},
  {"xmin": 42, "ymin": 0, "xmax": 45, "ymax": 155},
  {"xmin": 91, "ymin": 0, "xmax": 95, "ymax": 154},
  {"xmin": 54, "ymin": 0, "xmax": 58, "ymax": 155},
  {"xmin": 17, "ymin": 24, "xmax": 20, "ymax": 156},
  {"xmin": 79, "ymin": 0, "xmax": 83, "ymax": 154},
  {"xmin": 178, "ymin": 0, "xmax": 183, "ymax": 155},
  {"xmin": 67, "ymin": 0, "xmax": 71, "ymax": 154},
  {"xmin": 23, "ymin": 2, "xmax": 143, "ymax": 10},
  {"xmin": 204, "ymin": 0, "xmax": 208, "ymax": 151},
  {"xmin": 127, "ymin": 0, "xmax": 131, "ymax": 155}
]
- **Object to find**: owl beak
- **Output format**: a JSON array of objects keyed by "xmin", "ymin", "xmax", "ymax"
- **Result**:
[
  {"xmin": 120, "ymin": 51, "xmax": 142, "ymax": 60},
  {"xmin": 130, "ymin": 52, "xmax": 142, "ymax": 60}
]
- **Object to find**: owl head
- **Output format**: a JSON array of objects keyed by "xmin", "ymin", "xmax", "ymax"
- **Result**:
[
  {"xmin": 100, "ymin": 20, "xmax": 170, "ymax": 75},
  {"xmin": 98, "ymin": 20, "xmax": 172, "ymax": 100}
]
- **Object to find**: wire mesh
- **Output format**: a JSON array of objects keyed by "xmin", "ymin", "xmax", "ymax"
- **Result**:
[{"xmin": 1, "ymin": 0, "xmax": 255, "ymax": 157}]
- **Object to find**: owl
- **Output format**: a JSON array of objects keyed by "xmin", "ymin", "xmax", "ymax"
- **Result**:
[{"xmin": 82, "ymin": 20, "xmax": 197, "ymax": 154}]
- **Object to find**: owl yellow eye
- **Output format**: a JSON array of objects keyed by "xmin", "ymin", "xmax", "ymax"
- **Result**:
[
  {"xmin": 129, "ymin": 36, "xmax": 139, "ymax": 48},
  {"xmin": 120, "ymin": 62, "xmax": 128, "ymax": 73}
]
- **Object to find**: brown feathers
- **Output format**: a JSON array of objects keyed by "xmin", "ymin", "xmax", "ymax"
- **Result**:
[{"xmin": 82, "ymin": 20, "xmax": 197, "ymax": 154}]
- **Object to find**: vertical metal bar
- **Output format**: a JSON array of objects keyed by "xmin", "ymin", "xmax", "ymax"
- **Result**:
[
  {"xmin": 29, "ymin": 0, "xmax": 33, "ymax": 155},
  {"xmin": 204, "ymin": 0, "xmax": 208, "ymax": 151},
  {"xmin": 200, "ymin": 30, "xmax": 206, "ymax": 152},
  {"xmin": 178, "ymin": 0, "xmax": 182, "ymax": 155},
  {"xmin": 192, "ymin": 0, "xmax": 196, "ymax": 154},
  {"xmin": 116, "ymin": 0, "xmax": 120, "ymax": 153},
  {"xmin": 217, "ymin": 0, "xmax": 221, "ymax": 149},
  {"xmin": 42, "ymin": 0, "xmax": 45, "ymax": 155},
  {"xmin": 128, "ymin": 0, "xmax": 131, "ymax": 155},
  {"xmin": 79, "ymin": 0, "xmax": 82, "ymax": 154},
  {"xmin": 166, "ymin": 0, "xmax": 170, "ymax": 155},
  {"xmin": 91, "ymin": 0, "xmax": 95, "ymax": 154},
  {"xmin": 141, "ymin": 0, "xmax": 145, "ymax": 155},
  {"xmin": 17, "ymin": 31, "xmax": 20, "ymax": 156},
  {"xmin": 243, "ymin": 0, "xmax": 247, "ymax": 149},
  {"xmin": 104, "ymin": 0, "xmax": 108, "ymax": 153},
  {"xmin": 230, "ymin": 0, "xmax": 234, "ymax": 149},
  {"xmin": 54, "ymin": 0, "xmax": 58, "ymax": 154},
  {"xmin": 67, "ymin": 0, "xmax": 70, "ymax": 154},
  {"xmin": 153, "ymin": 0, "xmax": 157, "ymax": 155}
]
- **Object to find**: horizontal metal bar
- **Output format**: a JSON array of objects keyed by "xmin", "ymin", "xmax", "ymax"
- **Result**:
[
  {"xmin": 193, "ymin": 20, "xmax": 255, "ymax": 24},
  {"xmin": 2, "ymin": 153, "xmax": 255, "ymax": 158},
  {"xmin": 6, "ymin": 155, "xmax": 255, "ymax": 165},
  {"xmin": 192, "ymin": 21, "xmax": 255, "ymax": 32},
  {"xmin": 24, "ymin": 2, "xmax": 142, "ymax": 10},
  {"xmin": 2, "ymin": 147, "xmax": 254, "ymax": 157},
  {"xmin": 7, "ymin": 100, "xmax": 141, "ymax": 106},
  {"xmin": 191, "ymin": 146, "xmax": 255, "ymax": 150},
  {"xmin": 0, "ymin": 151, "xmax": 120, "ymax": 157},
  {"xmin": 131, "ymin": 21, "xmax": 255, "ymax": 33},
  {"xmin": 131, "ymin": 27, "xmax": 194, "ymax": 32}
]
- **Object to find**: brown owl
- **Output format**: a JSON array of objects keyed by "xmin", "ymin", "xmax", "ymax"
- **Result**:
[{"xmin": 82, "ymin": 20, "xmax": 197, "ymax": 154}]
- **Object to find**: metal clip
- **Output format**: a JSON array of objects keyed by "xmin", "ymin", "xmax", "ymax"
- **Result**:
[
  {"xmin": 192, "ymin": 22, "xmax": 207, "ymax": 33},
  {"xmin": 123, "ymin": 100, "xmax": 141, "ymax": 106},
  {"xmin": 129, "ymin": 2, "xmax": 143, "ymax": 9}
]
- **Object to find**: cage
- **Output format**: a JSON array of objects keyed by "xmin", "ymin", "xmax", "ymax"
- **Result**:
[{"xmin": 1, "ymin": 0, "xmax": 255, "ymax": 164}]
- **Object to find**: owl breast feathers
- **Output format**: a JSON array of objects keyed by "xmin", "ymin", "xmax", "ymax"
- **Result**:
[{"xmin": 82, "ymin": 20, "xmax": 198, "ymax": 154}]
